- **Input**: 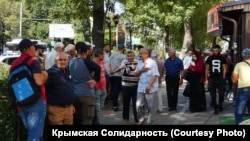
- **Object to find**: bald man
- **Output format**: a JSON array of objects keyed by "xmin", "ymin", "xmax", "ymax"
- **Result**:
[{"xmin": 135, "ymin": 48, "xmax": 159, "ymax": 125}]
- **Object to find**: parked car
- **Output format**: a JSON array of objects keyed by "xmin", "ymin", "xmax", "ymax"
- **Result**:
[
  {"xmin": 1, "ymin": 52, "xmax": 20, "ymax": 57},
  {"xmin": 0, "ymin": 55, "xmax": 19, "ymax": 66}
]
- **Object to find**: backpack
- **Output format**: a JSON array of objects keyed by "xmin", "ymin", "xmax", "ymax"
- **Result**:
[{"xmin": 8, "ymin": 57, "xmax": 40, "ymax": 107}]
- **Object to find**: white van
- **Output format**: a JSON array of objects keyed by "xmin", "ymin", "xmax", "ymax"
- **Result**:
[{"xmin": 5, "ymin": 39, "xmax": 48, "ymax": 51}]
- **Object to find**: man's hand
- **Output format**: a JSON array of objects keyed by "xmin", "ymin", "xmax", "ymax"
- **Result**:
[
  {"xmin": 87, "ymin": 80, "xmax": 96, "ymax": 89},
  {"xmin": 204, "ymin": 80, "xmax": 209, "ymax": 86},
  {"xmin": 145, "ymin": 85, "xmax": 152, "ymax": 93},
  {"xmin": 140, "ymin": 66, "xmax": 150, "ymax": 73}
]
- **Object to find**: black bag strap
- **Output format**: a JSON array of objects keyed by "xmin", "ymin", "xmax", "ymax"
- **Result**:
[{"xmin": 244, "ymin": 61, "xmax": 250, "ymax": 67}]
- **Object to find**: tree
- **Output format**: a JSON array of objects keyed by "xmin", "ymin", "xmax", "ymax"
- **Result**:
[
  {"xmin": 121, "ymin": 0, "xmax": 222, "ymax": 58},
  {"xmin": 0, "ymin": 0, "xmax": 23, "ymax": 39}
]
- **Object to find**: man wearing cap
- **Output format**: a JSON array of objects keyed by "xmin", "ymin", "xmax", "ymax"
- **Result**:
[
  {"xmin": 9, "ymin": 39, "xmax": 48, "ymax": 141},
  {"xmin": 109, "ymin": 44, "xmax": 126, "ymax": 111},
  {"xmin": 232, "ymin": 48, "xmax": 250, "ymax": 125},
  {"xmin": 69, "ymin": 41, "xmax": 101, "ymax": 125},
  {"xmin": 45, "ymin": 42, "xmax": 64, "ymax": 70}
]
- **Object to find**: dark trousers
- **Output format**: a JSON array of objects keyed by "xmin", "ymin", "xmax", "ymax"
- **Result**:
[
  {"xmin": 209, "ymin": 77, "xmax": 226, "ymax": 108},
  {"xmin": 166, "ymin": 76, "xmax": 180, "ymax": 109},
  {"xmin": 122, "ymin": 85, "xmax": 138, "ymax": 122},
  {"xmin": 73, "ymin": 96, "xmax": 95, "ymax": 125},
  {"xmin": 110, "ymin": 76, "xmax": 122, "ymax": 107}
]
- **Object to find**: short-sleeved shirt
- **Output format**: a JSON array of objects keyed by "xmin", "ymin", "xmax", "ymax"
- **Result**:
[
  {"xmin": 164, "ymin": 57, "xmax": 183, "ymax": 77},
  {"xmin": 205, "ymin": 55, "xmax": 226, "ymax": 78},
  {"xmin": 109, "ymin": 51, "xmax": 126, "ymax": 77},
  {"xmin": 93, "ymin": 60, "xmax": 106, "ymax": 90},
  {"xmin": 10, "ymin": 54, "xmax": 46, "ymax": 104},
  {"xmin": 233, "ymin": 60, "xmax": 250, "ymax": 88},
  {"xmin": 103, "ymin": 52, "xmax": 110, "ymax": 75},
  {"xmin": 120, "ymin": 59, "xmax": 139, "ymax": 86},
  {"xmin": 135, "ymin": 58, "xmax": 159, "ymax": 93}
]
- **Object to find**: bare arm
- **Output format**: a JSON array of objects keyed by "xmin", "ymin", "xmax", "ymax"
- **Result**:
[
  {"xmin": 222, "ymin": 63, "xmax": 227, "ymax": 79},
  {"xmin": 33, "ymin": 71, "xmax": 48, "ymax": 86},
  {"xmin": 231, "ymin": 72, "xmax": 238, "ymax": 84},
  {"xmin": 205, "ymin": 64, "xmax": 210, "ymax": 82}
]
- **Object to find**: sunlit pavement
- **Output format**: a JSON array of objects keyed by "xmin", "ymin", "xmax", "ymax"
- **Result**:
[{"xmin": 100, "ymin": 80, "xmax": 235, "ymax": 125}]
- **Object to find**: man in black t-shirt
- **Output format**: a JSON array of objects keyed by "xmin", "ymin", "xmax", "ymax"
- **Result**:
[{"xmin": 205, "ymin": 45, "xmax": 227, "ymax": 115}]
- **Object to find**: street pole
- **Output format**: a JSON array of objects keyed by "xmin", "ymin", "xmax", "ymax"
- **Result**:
[
  {"xmin": 109, "ymin": 25, "xmax": 111, "ymax": 48},
  {"xmin": 130, "ymin": 29, "xmax": 133, "ymax": 50},
  {"xmin": 19, "ymin": 0, "xmax": 23, "ymax": 38},
  {"xmin": 113, "ymin": 15, "xmax": 120, "ymax": 48}
]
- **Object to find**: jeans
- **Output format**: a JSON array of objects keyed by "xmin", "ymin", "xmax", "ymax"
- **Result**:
[
  {"xmin": 19, "ymin": 98, "xmax": 46, "ymax": 141},
  {"xmin": 136, "ymin": 91, "xmax": 157, "ymax": 124},
  {"xmin": 234, "ymin": 88, "xmax": 250, "ymax": 125},
  {"xmin": 93, "ymin": 89, "xmax": 107, "ymax": 124}
]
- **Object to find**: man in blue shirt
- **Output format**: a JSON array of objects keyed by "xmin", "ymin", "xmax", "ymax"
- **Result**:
[{"xmin": 164, "ymin": 49, "xmax": 184, "ymax": 111}]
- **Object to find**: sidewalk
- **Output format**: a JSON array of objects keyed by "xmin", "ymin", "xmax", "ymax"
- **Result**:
[{"xmin": 100, "ymin": 81, "xmax": 235, "ymax": 125}]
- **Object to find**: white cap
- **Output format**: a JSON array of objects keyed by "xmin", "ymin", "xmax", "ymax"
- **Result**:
[{"xmin": 84, "ymin": 41, "xmax": 95, "ymax": 48}]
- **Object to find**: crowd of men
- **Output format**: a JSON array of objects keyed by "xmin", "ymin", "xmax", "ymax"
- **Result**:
[{"xmin": 9, "ymin": 38, "xmax": 250, "ymax": 140}]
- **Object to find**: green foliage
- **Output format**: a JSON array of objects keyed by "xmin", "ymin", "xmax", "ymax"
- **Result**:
[
  {"xmin": 0, "ymin": 64, "xmax": 15, "ymax": 141},
  {"xmin": 121, "ymin": 0, "xmax": 222, "ymax": 50}
]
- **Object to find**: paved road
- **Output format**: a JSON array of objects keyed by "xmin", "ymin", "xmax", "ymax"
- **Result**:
[{"xmin": 100, "ymin": 81, "xmax": 235, "ymax": 125}]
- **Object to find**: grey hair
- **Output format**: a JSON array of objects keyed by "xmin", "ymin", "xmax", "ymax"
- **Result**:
[
  {"xmin": 54, "ymin": 42, "xmax": 64, "ymax": 49},
  {"xmin": 168, "ymin": 49, "xmax": 176, "ymax": 54},
  {"xmin": 64, "ymin": 44, "xmax": 75, "ymax": 53},
  {"xmin": 126, "ymin": 50, "xmax": 134, "ymax": 55}
]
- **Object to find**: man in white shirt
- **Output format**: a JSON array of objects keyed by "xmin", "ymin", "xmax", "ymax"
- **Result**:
[
  {"xmin": 135, "ymin": 48, "xmax": 159, "ymax": 125},
  {"xmin": 45, "ymin": 42, "xmax": 64, "ymax": 70}
]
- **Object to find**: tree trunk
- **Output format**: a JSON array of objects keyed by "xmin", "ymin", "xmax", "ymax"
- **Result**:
[
  {"xmin": 92, "ymin": 1, "xmax": 104, "ymax": 50},
  {"xmin": 180, "ymin": 19, "xmax": 193, "ymax": 59}
]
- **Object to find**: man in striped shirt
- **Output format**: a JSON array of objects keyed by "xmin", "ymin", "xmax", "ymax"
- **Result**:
[{"xmin": 119, "ymin": 50, "xmax": 139, "ymax": 124}]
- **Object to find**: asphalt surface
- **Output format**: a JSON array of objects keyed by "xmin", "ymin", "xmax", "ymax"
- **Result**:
[{"xmin": 100, "ymin": 80, "xmax": 235, "ymax": 125}]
